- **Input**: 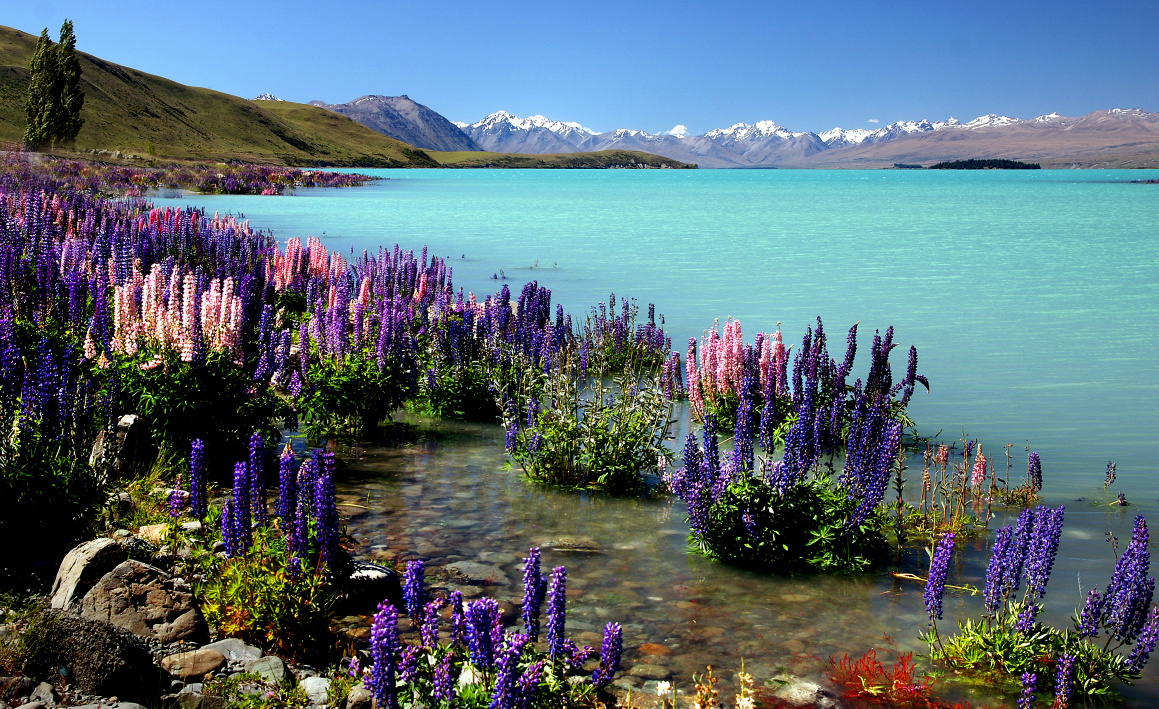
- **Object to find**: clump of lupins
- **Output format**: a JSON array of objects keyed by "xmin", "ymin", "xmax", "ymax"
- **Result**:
[
  {"xmin": 669, "ymin": 318, "xmax": 924, "ymax": 572},
  {"xmin": 5, "ymin": 156, "xmax": 376, "ymax": 196},
  {"xmin": 366, "ymin": 550, "xmax": 624, "ymax": 709},
  {"xmin": 578, "ymin": 293, "xmax": 673, "ymax": 373},
  {"xmin": 928, "ymin": 511, "xmax": 1159, "ymax": 700}
]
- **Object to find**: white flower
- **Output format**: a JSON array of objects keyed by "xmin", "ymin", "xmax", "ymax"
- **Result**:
[{"xmin": 656, "ymin": 681, "xmax": 672, "ymax": 696}]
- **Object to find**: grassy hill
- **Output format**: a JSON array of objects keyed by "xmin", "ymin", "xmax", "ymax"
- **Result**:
[
  {"xmin": 0, "ymin": 25, "xmax": 437, "ymax": 166},
  {"xmin": 427, "ymin": 149, "xmax": 695, "ymax": 169},
  {"xmin": 0, "ymin": 24, "xmax": 694, "ymax": 169}
]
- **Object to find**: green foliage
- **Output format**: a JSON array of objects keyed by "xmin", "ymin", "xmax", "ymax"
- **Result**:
[
  {"xmin": 197, "ymin": 525, "xmax": 337, "ymax": 663},
  {"xmin": 22, "ymin": 20, "xmax": 84, "ymax": 149},
  {"xmin": 927, "ymin": 601, "xmax": 1140, "ymax": 699},
  {"xmin": 297, "ymin": 351, "xmax": 415, "ymax": 439},
  {"xmin": 202, "ymin": 671, "xmax": 311, "ymax": 708},
  {"xmin": 695, "ymin": 472, "xmax": 889, "ymax": 573},
  {"xmin": 411, "ymin": 361, "xmax": 498, "ymax": 422},
  {"xmin": 504, "ymin": 365, "xmax": 675, "ymax": 491},
  {"xmin": 113, "ymin": 349, "xmax": 286, "ymax": 463}
]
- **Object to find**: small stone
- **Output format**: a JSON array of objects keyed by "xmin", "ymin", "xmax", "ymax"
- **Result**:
[
  {"xmin": 161, "ymin": 649, "xmax": 226, "ymax": 679},
  {"xmin": 29, "ymin": 683, "xmax": 56, "ymax": 704},
  {"xmin": 200, "ymin": 638, "xmax": 263, "ymax": 662},
  {"xmin": 180, "ymin": 521, "xmax": 203, "ymax": 534},
  {"xmin": 176, "ymin": 696, "xmax": 226, "ymax": 709},
  {"xmin": 346, "ymin": 684, "xmax": 371, "ymax": 709},
  {"xmin": 178, "ymin": 683, "xmax": 204, "ymax": 694},
  {"xmin": 14, "ymin": 702, "xmax": 46, "ymax": 709},
  {"xmin": 244, "ymin": 655, "xmax": 286, "ymax": 683},
  {"xmin": 628, "ymin": 664, "xmax": 670, "ymax": 680},
  {"xmin": 772, "ymin": 679, "xmax": 836, "ymax": 708},
  {"xmin": 113, "ymin": 529, "xmax": 132, "ymax": 539},
  {"xmin": 613, "ymin": 677, "xmax": 641, "ymax": 690},
  {"xmin": 300, "ymin": 676, "xmax": 331, "ymax": 704}
]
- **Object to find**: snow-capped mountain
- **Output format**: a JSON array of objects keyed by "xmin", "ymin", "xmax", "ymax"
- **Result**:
[
  {"xmin": 251, "ymin": 93, "xmax": 283, "ymax": 101},
  {"xmin": 460, "ymin": 111, "xmax": 596, "ymax": 153}
]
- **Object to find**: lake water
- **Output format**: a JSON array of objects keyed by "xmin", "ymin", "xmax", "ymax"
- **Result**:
[{"xmin": 158, "ymin": 169, "xmax": 1159, "ymax": 704}]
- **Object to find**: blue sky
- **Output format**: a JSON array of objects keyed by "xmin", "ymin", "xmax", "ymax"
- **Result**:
[{"xmin": 10, "ymin": 0, "xmax": 1158, "ymax": 135}]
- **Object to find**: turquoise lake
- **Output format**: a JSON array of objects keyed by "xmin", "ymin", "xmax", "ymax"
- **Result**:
[{"xmin": 158, "ymin": 169, "xmax": 1159, "ymax": 704}]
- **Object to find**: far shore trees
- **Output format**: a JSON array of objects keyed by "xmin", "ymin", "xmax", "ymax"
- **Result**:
[{"xmin": 24, "ymin": 20, "xmax": 85, "ymax": 149}]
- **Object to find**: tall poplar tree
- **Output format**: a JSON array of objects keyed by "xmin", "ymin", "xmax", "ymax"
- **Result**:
[
  {"xmin": 22, "ymin": 20, "xmax": 85, "ymax": 149},
  {"xmin": 23, "ymin": 29, "xmax": 56, "ymax": 148},
  {"xmin": 56, "ymin": 20, "xmax": 85, "ymax": 144}
]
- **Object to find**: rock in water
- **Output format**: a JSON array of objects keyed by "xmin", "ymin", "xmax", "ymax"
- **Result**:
[
  {"xmin": 49, "ymin": 538, "xmax": 128, "ymax": 610},
  {"xmin": 335, "ymin": 560, "xmax": 402, "ymax": 614},
  {"xmin": 79, "ymin": 560, "xmax": 208, "ymax": 643},
  {"xmin": 21, "ymin": 611, "xmax": 163, "ymax": 700}
]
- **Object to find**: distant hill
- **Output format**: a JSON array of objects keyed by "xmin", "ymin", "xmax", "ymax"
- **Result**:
[
  {"xmin": 461, "ymin": 109, "xmax": 1159, "ymax": 168},
  {"xmin": 309, "ymin": 95, "xmax": 480, "ymax": 152},
  {"xmin": 0, "ymin": 25, "xmax": 437, "ymax": 166},
  {"xmin": 427, "ymin": 149, "xmax": 694, "ymax": 169}
]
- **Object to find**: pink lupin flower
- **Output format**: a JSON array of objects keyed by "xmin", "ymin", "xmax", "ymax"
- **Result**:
[{"xmin": 970, "ymin": 447, "xmax": 987, "ymax": 489}]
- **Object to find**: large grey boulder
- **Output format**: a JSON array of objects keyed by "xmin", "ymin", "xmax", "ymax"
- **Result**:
[
  {"xmin": 335, "ymin": 560, "xmax": 401, "ymax": 615},
  {"xmin": 89, "ymin": 414, "xmax": 142, "ymax": 478},
  {"xmin": 22, "ymin": 611, "xmax": 163, "ymax": 701},
  {"xmin": 49, "ymin": 538, "xmax": 128, "ymax": 610},
  {"xmin": 243, "ymin": 656, "xmax": 286, "ymax": 683},
  {"xmin": 79, "ymin": 560, "xmax": 208, "ymax": 643},
  {"xmin": 300, "ymin": 676, "xmax": 331, "ymax": 704}
]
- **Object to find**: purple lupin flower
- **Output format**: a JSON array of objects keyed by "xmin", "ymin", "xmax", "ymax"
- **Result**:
[
  {"xmin": 248, "ymin": 432, "xmax": 267, "ymax": 524},
  {"xmin": 168, "ymin": 473, "xmax": 184, "ymax": 518},
  {"xmin": 465, "ymin": 597, "xmax": 501, "ymax": 668},
  {"xmin": 276, "ymin": 446, "xmax": 296, "ymax": 520},
  {"xmin": 1077, "ymin": 588, "xmax": 1101, "ymax": 638},
  {"xmin": 1024, "ymin": 506, "xmax": 1065, "ymax": 601},
  {"xmin": 420, "ymin": 598, "xmax": 444, "ymax": 650},
  {"xmin": 1126, "ymin": 606, "xmax": 1159, "ymax": 672},
  {"xmin": 189, "ymin": 438, "xmax": 206, "ymax": 520},
  {"xmin": 314, "ymin": 472, "xmax": 338, "ymax": 569},
  {"xmin": 1015, "ymin": 603, "xmax": 1038, "ymax": 634},
  {"xmin": 923, "ymin": 532, "xmax": 955, "ymax": 622},
  {"xmin": 231, "ymin": 462, "xmax": 251, "ymax": 554},
  {"xmin": 591, "ymin": 622, "xmax": 622, "ymax": 688},
  {"xmin": 398, "ymin": 644, "xmax": 422, "ymax": 684},
  {"xmin": 368, "ymin": 601, "xmax": 399, "ymax": 709},
  {"xmin": 432, "ymin": 651, "xmax": 457, "ymax": 703},
  {"xmin": 546, "ymin": 566, "xmax": 567, "ymax": 659},
  {"xmin": 515, "ymin": 660, "xmax": 544, "ymax": 709},
  {"xmin": 221, "ymin": 499, "xmax": 235, "ymax": 557},
  {"xmin": 291, "ymin": 494, "xmax": 309, "ymax": 565},
  {"xmin": 1018, "ymin": 672, "xmax": 1036, "ymax": 709},
  {"xmin": 449, "ymin": 590, "xmax": 466, "ymax": 648},
  {"xmin": 490, "ymin": 634, "xmax": 530, "ymax": 709},
  {"xmin": 403, "ymin": 559, "xmax": 425, "ymax": 622},
  {"xmin": 1028, "ymin": 452, "xmax": 1042, "ymax": 493},
  {"xmin": 1102, "ymin": 515, "xmax": 1155, "ymax": 643},
  {"xmin": 521, "ymin": 547, "xmax": 547, "ymax": 641},
  {"xmin": 982, "ymin": 526, "xmax": 1013, "ymax": 617},
  {"xmin": 1054, "ymin": 654, "xmax": 1075, "ymax": 708}
]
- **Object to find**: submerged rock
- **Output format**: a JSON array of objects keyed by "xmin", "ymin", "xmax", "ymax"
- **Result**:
[{"xmin": 444, "ymin": 561, "xmax": 508, "ymax": 586}]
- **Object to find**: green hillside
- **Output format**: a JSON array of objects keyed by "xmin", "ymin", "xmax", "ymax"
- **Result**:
[{"xmin": 0, "ymin": 25, "xmax": 437, "ymax": 167}]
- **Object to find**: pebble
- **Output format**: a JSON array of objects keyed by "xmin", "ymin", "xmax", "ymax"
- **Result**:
[{"xmin": 628, "ymin": 664, "xmax": 670, "ymax": 680}]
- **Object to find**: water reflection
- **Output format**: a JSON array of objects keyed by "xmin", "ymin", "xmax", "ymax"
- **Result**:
[{"xmin": 310, "ymin": 417, "xmax": 1158, "ymax": 706}]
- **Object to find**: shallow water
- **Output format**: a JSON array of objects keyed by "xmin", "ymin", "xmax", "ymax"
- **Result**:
[{"xmin": 154, "ymin": 169, "xmax": 1159, "ymax": 704}]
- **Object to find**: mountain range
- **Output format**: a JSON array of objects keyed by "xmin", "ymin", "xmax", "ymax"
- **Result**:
[
  {"xmin": 307, "ymin": 95, "xmax": 480, "ymax": 152},
  {"xmin": 456, "ymin": 110, "xmax": 1159, "ymax": 168}
]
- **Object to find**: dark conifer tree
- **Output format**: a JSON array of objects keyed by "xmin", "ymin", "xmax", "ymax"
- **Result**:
[
  {"xmin": 23, "ymin": 29, "xmax": 56, "ymax": 148},
  {"xmin": 56, "ymin": 20, "xmax": 85, "ymax": 144}
]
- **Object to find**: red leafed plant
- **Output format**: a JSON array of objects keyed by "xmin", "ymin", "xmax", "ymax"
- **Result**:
[{"xmin": 829, "ymin": 648, "xmax": 977, "ymax": 709}]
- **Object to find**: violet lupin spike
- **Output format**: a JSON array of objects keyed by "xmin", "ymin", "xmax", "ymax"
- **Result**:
[
  {"xmin": 923, "ymin": 532, "xmax": 955, "ymax": 622},
  {"xmin": 546, "ymin": 565, "xmax": 567, "ymax": 659},
  {"xmin": 521, "ymin": 547, "xmax": 547, "ymax": 641}
]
